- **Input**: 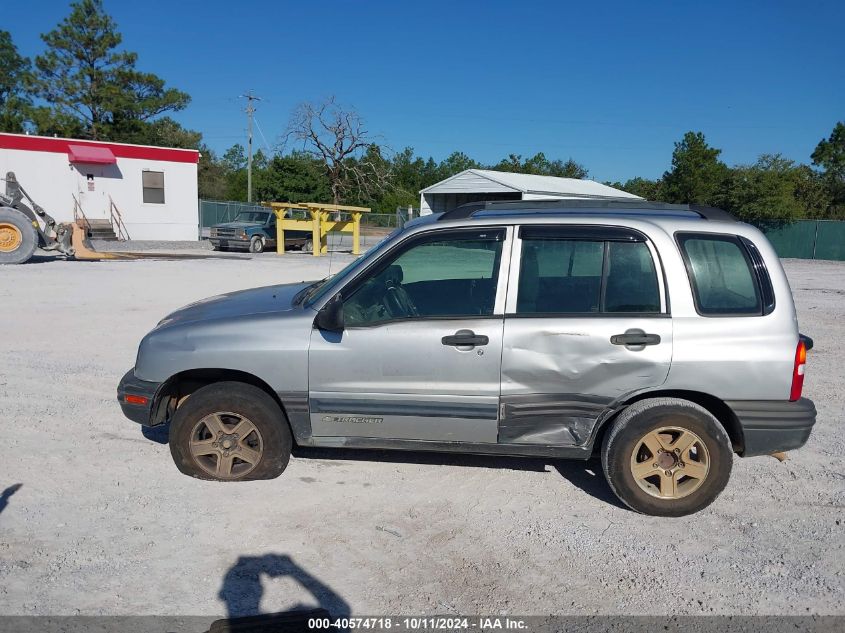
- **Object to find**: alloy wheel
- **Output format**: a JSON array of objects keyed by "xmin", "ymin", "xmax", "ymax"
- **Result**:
[
  {"xmin": 629, "ymin": 426, "xmax": 710, "ymax": 499},
  {"xmin": 188, "ymin": 412, "xmax": 264, "ymax": 479}
]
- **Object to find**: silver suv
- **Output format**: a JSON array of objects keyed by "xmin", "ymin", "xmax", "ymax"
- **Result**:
[{"xmin": 118, "ymin": 200, "xmax": 816, "ymax": 516}]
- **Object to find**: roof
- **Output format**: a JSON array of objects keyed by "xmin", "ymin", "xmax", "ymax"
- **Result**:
[
  {"xmin": 0, "ymin": 133, "xmax": 200, "ymax": 164},
  {"xmin": 438, "ymin": 199, "xmax": 736, "ymax": 222},
  {"xmin": 420, "ymin": 168, "xmax": 642, "ymax": 200}
]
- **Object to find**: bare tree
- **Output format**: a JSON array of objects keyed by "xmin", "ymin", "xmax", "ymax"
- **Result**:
[{"xmin": 283, "ymin": 96, "xmax": 388, "ymax": 205}]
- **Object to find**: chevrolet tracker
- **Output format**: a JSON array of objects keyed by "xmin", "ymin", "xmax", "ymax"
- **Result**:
[{"xmin": 118, "ymin": 200, "xmax": 816, "ymax": 516}]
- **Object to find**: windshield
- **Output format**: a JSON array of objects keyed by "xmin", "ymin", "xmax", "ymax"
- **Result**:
[
  {"xmin": 233, "ymin": 211, "xmax": 271, "ymax": 223},
  {"xmin": 302, "ymin": 227, "xmax": 406, "ymax": 307}
]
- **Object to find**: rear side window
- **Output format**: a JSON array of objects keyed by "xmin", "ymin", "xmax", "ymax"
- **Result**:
[
  {"xmin": 677, "ymin": 234, "xmax": 761, "ymax": 315},
  {"xmin": 516, "ymin": 230, "xmax": 661, "ymax": 315},
  {"xmin": 605, "ymin": 241, "xmax": 661, "ymax": 313},
  {"xmin": 518, "ymin": 240, "xmax": 604, "ymax": 313}
]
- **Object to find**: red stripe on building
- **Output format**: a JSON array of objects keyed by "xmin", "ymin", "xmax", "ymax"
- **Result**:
[{"xmin": 0, "ymin": 133, "xmax": 200, "ymax": 164}]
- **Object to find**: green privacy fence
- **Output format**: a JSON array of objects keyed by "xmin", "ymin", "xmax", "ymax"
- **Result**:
[{"xmin": 753, "ymin": 220, "xmax": 845, "ymax": 261}]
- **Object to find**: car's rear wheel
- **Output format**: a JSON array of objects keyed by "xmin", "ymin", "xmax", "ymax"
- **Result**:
[
  {"xmin": 169, "ymin": 382, "xmax": 291, "ymax": 481},
  {"xmin": 601, "ymin": 397, "xmax": 732, "ymax": 516}
]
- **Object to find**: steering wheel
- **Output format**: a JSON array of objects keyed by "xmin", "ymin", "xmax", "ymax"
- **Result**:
[{"xmin": 384, "ymin": 282, "xmax": 419, "ymax": 318}]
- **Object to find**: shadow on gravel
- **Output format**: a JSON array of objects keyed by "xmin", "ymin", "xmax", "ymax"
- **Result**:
[
  {"xmin": 21, "ymin": 255, "xmax": 67, "ymax": 264},
  {"xmin": 550, "ymin": 459, "xmax": 628, "ymax": 510},
  {"xmin": 292, "ymin": 445, "xmax": 549, "ymax": 472},
  {"xmin": 0, "ymin": 483, "xmax": 23, "ymax": 518},
  {"xmin": 209, "ymin": 553, "xmax": 348, "ymax": 632},
  {"xmin": 141, "ymin": 423, "xmax": 170, "ymax": 444},
  {"xmin": 293, "ymin": 446, "xmax": 628, "ymax": 509},
  {"xmin": 137, "ymin": 428, "xmax": 624, "ymax": 509}
]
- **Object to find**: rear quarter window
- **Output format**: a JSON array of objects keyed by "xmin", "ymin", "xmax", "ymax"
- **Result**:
[{"xmin": 676, "ymin": 233, "xmax": 762, "ymax": 316}]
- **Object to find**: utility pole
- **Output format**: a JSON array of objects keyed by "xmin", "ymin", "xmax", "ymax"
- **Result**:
[{"xmin": 240, "ymin": 91, "xmax": 261, "ymax": 203}]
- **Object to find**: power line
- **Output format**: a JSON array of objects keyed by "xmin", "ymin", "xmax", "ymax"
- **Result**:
[
  {"xmin": 239, "ymin": 91, "xmax": 262, "ymax": 203},
  {"xmin": 253, "ymin": 116, "xmax": 274, "ymax": 155}
]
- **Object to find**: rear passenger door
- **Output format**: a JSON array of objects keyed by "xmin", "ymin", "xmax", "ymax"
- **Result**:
[{"xmin": 499, "ymin": 225, "xmax": 672, "ymax": 446}]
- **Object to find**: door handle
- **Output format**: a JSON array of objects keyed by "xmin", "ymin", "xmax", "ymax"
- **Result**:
[
  {"xmin": 610, "ymin": 329, "xmax": 661, "ymax": 347},
  {"xmin": 442, "ymin": 329, "xmax": 489, "ymax": 347}
]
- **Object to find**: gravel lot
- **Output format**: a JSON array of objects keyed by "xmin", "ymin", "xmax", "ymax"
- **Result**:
[{"xmin": 0, "ymin": 252, "xmax": 842, "ymax": 618}]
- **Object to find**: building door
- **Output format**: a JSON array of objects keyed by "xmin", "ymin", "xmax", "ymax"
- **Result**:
[
  {"xmin": 74, "ymin": 164, "xmax": 113, "ymax": 220},
  {"xmin": 499, "ymin": 225, "xmax": 673, "ymax": 446},
  {"xmin": 308, "ymin": 227, "xmax": 511, "ymax": 443}
]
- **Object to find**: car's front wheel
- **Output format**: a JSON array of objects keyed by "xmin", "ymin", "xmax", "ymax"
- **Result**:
[
  {"xmin": 169, "ymin": 382, "xmax": 292, "ymax": 481},
  {"xmin": 601, "ymin": 397, "xmax": 732, "ymax": 516},
  {"xmin": 249, "ymin": 236, "xmax": 265, "ymax": 253}
]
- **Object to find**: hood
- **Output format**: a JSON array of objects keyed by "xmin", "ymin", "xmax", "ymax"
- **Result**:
[
  {"xmin": 156, "ymin": 281, "xmax": 313, "ymax": 329},
  {"xmin": 213, "ymin": 221, "xmax": 265, "ymax": 229}
]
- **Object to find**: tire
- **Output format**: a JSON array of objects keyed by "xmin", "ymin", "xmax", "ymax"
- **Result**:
[
  {"xmin": 0, "ymin": 207, "xmax": 38, "ymax": 265},
  {"xmin": 169, "ymin": 382, "xmax": 292, "ymax": 481},
  {"xmin": 249, "ymin": 236, "xmax": 265, "ymax": 254},
  {"xmin": 601, "ymin": 397, "xmax": 732, "ymax": 517}
]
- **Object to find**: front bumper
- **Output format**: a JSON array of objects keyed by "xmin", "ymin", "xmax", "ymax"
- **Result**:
[
  {"xmin": 117, "ymin": 369, "xmax": 162, "ymax": 426},
  {"xmin": 210, "ymin": 237, "xmax": 250, "ymax": 250},
  {"xmin": 727, "ymin": 398, "xmax": 817, "ymax": 457}
]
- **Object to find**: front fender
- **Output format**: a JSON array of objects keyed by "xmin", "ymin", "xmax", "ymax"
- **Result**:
[{"xmin": 134, "ymin": 310, "xmax": 315, "ymax": 395}]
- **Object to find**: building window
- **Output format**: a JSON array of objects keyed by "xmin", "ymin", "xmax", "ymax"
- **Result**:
[{"xmin": 142, "ymin": 170, "xmax": 165, "ymax": 204}]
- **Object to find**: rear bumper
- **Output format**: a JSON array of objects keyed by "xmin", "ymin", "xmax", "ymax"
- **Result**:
[
  {"xmin": 727, "ymin": 398, "xmax": 817, "ymax": 457},
  {"xmin": 117, "ymin": 369, "xmax": 162, "ymax": 426}
]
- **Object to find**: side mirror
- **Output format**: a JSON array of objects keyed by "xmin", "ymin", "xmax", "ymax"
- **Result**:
[{"xmin": 314, "ymin": 294, "xmax": 345, "ymax": 332}]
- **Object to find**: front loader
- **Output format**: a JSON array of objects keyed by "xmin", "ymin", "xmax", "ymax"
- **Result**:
[{"xmin": 0, "ymin": 171, "xmax": 107, "ymax": 265}]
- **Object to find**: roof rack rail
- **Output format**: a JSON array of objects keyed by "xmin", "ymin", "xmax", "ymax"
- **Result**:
[{"xmin": 437, "ymin": 199, "xmax": 736, "ymax": 222}]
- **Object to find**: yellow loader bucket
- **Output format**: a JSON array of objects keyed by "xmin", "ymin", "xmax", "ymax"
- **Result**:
[{"xmin": 69, "ymin": 223, "xmax": 133, "ymax": 260}]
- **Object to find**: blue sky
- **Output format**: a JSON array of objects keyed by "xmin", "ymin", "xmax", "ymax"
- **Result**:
[{"xmin": 7, "ymin": 0, "xmax": 844, "ymax": 182}]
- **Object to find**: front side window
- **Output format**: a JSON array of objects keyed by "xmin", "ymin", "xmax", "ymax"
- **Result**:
[
  {"xmin": 516, "ymin": 231, "xmax": 661, "ymax": 315},
  {"xmin": 142, "ymin": 170, "xmax": 165, "ymax": 204},
  {"xmin": 343, "ymin": 230, "xmax": 504, "ymax": 326},
  {"xmin": 678, "ymin": 234, "xmax": 761, "ymax": 315}
]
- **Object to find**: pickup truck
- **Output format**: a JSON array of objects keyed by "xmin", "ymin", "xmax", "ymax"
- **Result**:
[{"xmin": 209, "ymin": 210, "xmax": 311, "ymax": 253}]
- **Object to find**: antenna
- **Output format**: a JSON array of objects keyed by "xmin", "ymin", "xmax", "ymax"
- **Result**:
[{"xmin": 239, "ymin": 91, "xmax": 262, "ymax": 203}]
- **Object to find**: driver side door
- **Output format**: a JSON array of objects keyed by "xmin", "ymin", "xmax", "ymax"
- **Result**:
[{"xmin": 307, "ymin": 227, "xmax": 510, "ymax": 442}]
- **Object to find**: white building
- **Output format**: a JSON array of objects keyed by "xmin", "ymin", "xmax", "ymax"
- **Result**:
[
  {"xmin": 0, "ymin": 132, "xmax": 199, "ymax": 241},
  {"xmin": 419, "ymin": 169, "xmax": 642, "ymax": 215}
]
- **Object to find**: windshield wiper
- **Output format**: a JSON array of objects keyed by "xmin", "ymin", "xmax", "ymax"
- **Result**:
[{"xmin": 293, "ymin": 278, "xmax": 329, "ymax": 306}]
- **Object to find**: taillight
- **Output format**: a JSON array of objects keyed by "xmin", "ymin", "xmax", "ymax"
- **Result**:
[
  {"xmin": 125, "ymin": 394, "xmax": 149, "ymax": 406},
  {"xmin": 790, "ymin": 340, "xmax": 807, "ymax": 401}
]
